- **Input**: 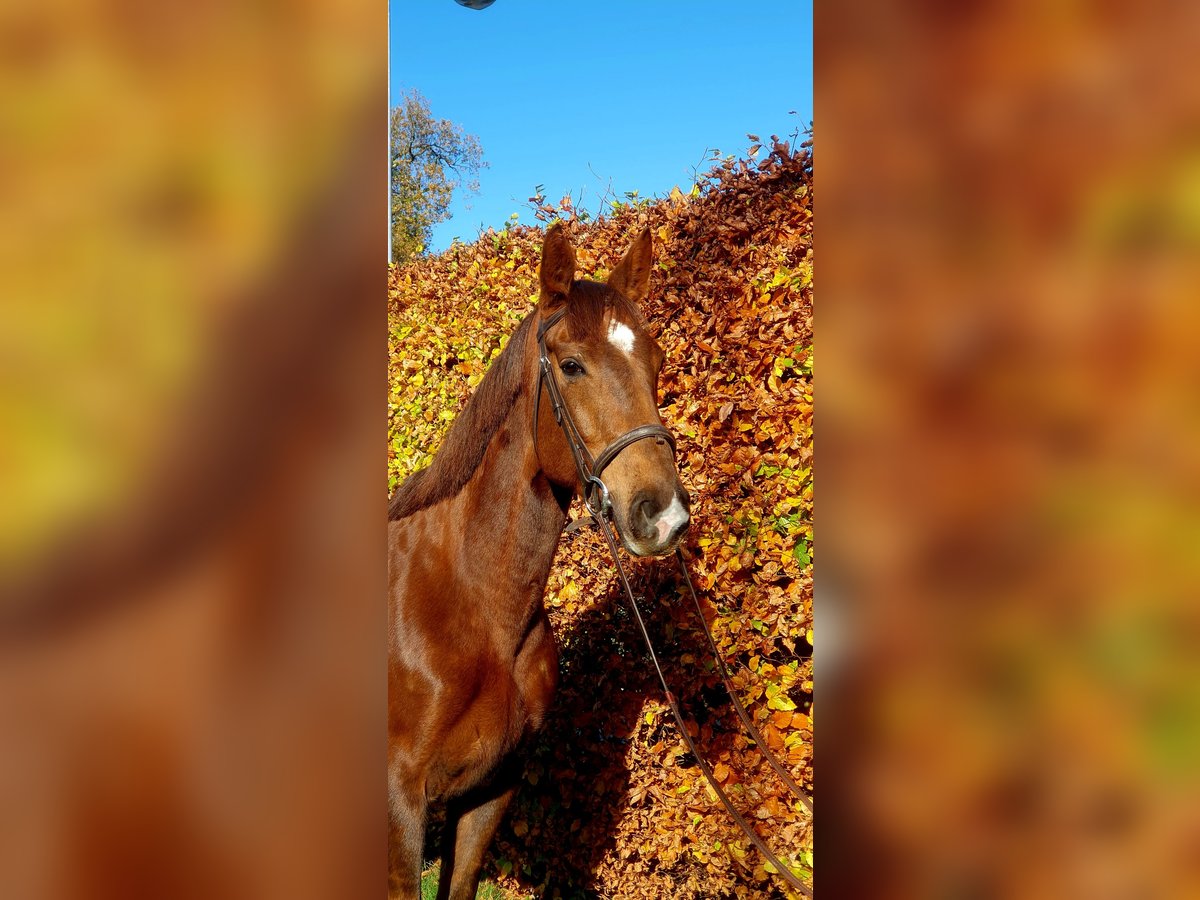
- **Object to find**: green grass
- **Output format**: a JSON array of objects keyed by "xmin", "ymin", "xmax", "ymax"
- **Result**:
[{"xmin": 420, "ymin": 864, "xmax": 522, "ymax": 900}]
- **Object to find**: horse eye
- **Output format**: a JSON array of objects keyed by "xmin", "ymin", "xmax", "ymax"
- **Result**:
[{"xmin": 560, "ymin": 359, "xmax": 585, "ymax": 377}]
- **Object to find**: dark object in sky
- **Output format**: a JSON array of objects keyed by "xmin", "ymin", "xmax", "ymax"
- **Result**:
[{"xmin": 454, "ymin": 0, "xmax": 496, "ymax": 8}]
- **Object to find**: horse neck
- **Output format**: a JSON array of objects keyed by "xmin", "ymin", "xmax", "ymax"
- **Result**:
[{"xmin": 446, "ymin": 350, "xmax": 570, "ymax": 644}]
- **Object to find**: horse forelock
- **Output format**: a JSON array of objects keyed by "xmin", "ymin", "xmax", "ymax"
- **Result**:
[{"xmin": 559, "ymin": 279, "xmax": 642, "ymax": 343}]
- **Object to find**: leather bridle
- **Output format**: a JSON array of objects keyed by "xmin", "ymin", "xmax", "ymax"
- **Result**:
[
  {"xmin": 534, "ymin": 305, "xmax": 676, "ymax": 523},
  {"xmin": 533, "ymin": 304, "xmax": 815, "ymax": 897}
]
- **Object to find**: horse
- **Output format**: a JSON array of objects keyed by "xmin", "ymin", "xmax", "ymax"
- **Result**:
[{"xmin": 387, "ymin": 223, "xmax": 691, "ymax": 899}]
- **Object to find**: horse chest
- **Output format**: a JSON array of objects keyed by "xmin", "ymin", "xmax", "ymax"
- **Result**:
[{"xmin": 422, "ymin": 614, "xmax": 558, "ymax": 801}]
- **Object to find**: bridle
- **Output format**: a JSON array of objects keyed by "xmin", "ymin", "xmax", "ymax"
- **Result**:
[
  {"xmin": 533, "ymin": 304, "xmax": 815, "ymax": 897},
  {"xmin": 534, "ymin": 305, "xmax": 676, "ymax": 523}
]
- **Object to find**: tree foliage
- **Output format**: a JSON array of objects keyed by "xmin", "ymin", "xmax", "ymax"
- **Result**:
[
  {"xmin": 389, "ymin": 136, "xmax": 813, "ymax": 898},
  {"xmin": 390, "ymin": 90, "xmax": 485, "ymax": 264}
]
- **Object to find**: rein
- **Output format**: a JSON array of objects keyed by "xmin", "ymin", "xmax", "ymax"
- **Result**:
[{"xmin": 535, "ymin": 307, "xmax": 814, "ymax": 897}]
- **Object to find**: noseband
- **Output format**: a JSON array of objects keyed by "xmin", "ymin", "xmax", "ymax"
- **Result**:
[{"xmin": 533, "ymin": 306, "xmax": 676, "ymax": 521}]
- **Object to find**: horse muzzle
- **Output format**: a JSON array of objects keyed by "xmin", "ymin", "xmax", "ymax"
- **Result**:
[{"xmin": 621, "ymin": 488, "xmax": 690, "ymax": 557}]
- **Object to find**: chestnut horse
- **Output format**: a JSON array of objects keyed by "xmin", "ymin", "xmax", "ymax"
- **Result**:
[{"xmin": 387, "ymin": 224, "xmax": 690, "ymax": 899}]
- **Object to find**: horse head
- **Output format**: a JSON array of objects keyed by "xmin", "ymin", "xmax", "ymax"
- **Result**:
[{"xmin": 534, "ymin": 223, "xmax": 690, "ymax": 557}]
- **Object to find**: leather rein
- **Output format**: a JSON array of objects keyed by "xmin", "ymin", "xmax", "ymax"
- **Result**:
[{"xmin": 534, "ymin": 306, "xmax": 814, "ymax": 897}]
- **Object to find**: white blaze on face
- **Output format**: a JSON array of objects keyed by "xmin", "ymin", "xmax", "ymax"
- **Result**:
[
  {"xmin": 653, "ymin": 495, "xmax": 689, "ymax": 545},
  {"xmin": 607, "ymin": 318, "xmax": 636, "ymax": 354}
]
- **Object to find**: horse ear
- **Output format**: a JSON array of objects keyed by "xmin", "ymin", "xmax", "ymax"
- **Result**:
[
  {"xmin": 607, "ymin": 227, "xmax": 653, "ymax": 304},
  {"xmin": 539, "ymin": 222, "xmax": 576, "ymax": 301}
]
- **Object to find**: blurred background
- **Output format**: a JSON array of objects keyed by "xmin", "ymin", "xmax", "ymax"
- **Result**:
[
  {"xmin": 821, "ymin": 2, "xmax": 1200, "ymax": 897},
  {"xmin": 0, "ymin": 0, "xmax": 385, "ymax": 897}
]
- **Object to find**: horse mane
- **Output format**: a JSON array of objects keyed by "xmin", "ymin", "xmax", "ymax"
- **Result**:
[{"xmin": 387, "ymin": 280, "xmax": 641, "ymax": 521}]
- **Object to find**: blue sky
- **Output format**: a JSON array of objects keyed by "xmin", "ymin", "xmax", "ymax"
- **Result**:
[{"xmin": 390, "ymin": 0, "xmax": 813, "ymax": 252}]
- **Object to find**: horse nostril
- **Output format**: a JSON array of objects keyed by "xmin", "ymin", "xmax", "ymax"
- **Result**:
[
  {"xmin": 634, "ymin": 495, "xmax": 658, "ymax": 529},
  {"xmin": 630, "ymin": 491, "xmax": 689, "ymax": 548}
]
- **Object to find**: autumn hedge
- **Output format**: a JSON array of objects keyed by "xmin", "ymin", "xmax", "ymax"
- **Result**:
[{"xmin": 388, "ymin": 138, "xmax": 813, "ymax": 898}]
